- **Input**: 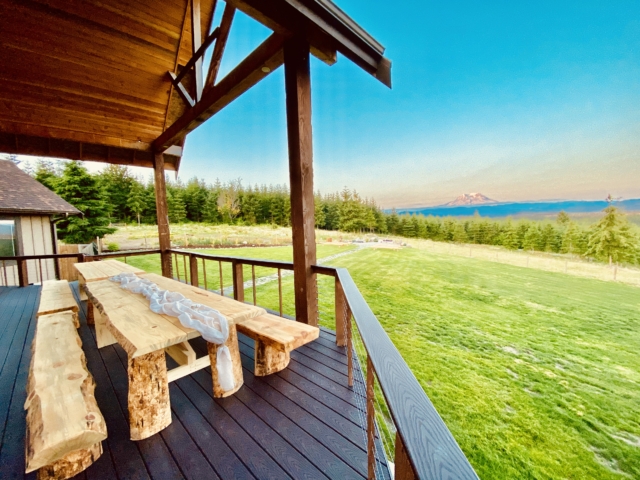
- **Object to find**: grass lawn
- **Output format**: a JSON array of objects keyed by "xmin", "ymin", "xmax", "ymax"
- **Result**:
[{"xmin": 123, "ymin": 244, "xmax": 639, "ymax": 479}]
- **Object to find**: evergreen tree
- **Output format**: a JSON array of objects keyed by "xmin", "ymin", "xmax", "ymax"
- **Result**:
[
  {"xmin": 33, "ymin": 159, "xmax": 61, "ymax": 191},
  {"xmin": 560, "ymin": 222, "xmax": 586, "ymax": 255},
  {"xmin": 99, "ymin": 165, "xmax": 135, "ymax": 222},
  {"xmin": 126, "ymin": 180, "xmax": 146, "ymax": 225},
  {"xmin": 386, "ymin": 209, "xmax": 400, "ymax": 235},
  {"xmin": 540, "ymin": 223, "xmax": 561, "ymax": 252},
  {"xmin": 585, "ymin": 206, "xmax": 639, "ymax": 263},
  {"xmin": 556, "ymin": 211, "xmax": 571, "ymax": 226},
  {"xmin": 452, "ymin": 221, "xmax": 467, "ymax": 243},
  {"xmin": 143, "ymin": 183, "xmax": 158, "ymax": 224},
  {"xmin": 167, "ymin": 188, "xmax": 187, "ymax": 223},
  {"xmin": 55, "ymin": 162, "xmax": 116, "ymax": 243},
  {"xmin": 523, "ymin": 225, "xmax": 542, "ymax": 251},
  {"xmin": 203, "ymin": 189, "xmax": 221, "ymax": 223},
  {"xmin": 314, "ymin": 196, "xmax": 326, "ymax": 229},
  {"xmin": 183, "ymin": 177, "xmax": 208, "ymax": 222},
  {"xmin": 499, "ymin": 221, "xmax": 519, "ymax": 249}
]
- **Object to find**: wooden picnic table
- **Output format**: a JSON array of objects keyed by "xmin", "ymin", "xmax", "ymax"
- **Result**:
[
  {"xmin": 84, "ymin": 274, "xmax": 265, "ymax": 441},
  {"xmin": 74, "ymin": 259, "xmax": 144, "ymax": 302}
]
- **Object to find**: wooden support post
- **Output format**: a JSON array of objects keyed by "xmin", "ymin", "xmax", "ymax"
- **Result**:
[
  {"xmin": 153, "ymin": 153, "xmax": 173, "ymax": 278},
  {"xmin": 18, "ymin": 258, "xmax": 28, "ymax": 287},
  {"xmin": 191, "ymin": 0, "xmax": 203, "ymax": 101},
  {"xmin": 394, "ymin": 432, "xmax": 417, "ymax": 480},
  {"xmin": 232, "ymin": 260, "xmax": 244, "ymax": 302},
  {"xmin": 189, "ymin": 254, "xmax": 199, "ymax": 287},
  {"xmin": 284, "ymin": 38, "xmax": 318, "ymax": 326},
  {"xmin": 366, "ymin": 355, "xmax": 376, "ymax": 480},
  {"xmin": 335, "ymin": 277, "xmax": 347, "ymax": 347},
  {"xmin": 127, "ymin": 350, "xmax": 171, "ymax": 440},
  {"xmin": 86, "ymin": 301, "xmax": 94, "ymax": 326}
]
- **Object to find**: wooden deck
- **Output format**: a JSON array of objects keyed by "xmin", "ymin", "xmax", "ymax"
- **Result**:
[{"xmin": 0, "ymin": 283, "xmax": 391, "ymax": 480}]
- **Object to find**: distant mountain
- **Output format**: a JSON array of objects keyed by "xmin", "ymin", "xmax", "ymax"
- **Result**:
[
  {"xmin": 444, "ymin": 193, "xmax": 497, "ymax": 206},
  {"xmin": 394, "ymin": 198, "xmax": 640, "ymax": 218}
]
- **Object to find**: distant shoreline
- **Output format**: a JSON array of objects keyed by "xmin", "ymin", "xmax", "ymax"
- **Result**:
[{"xmin": 391, "ymin": 198, "xmax": 640, "ymax": 218}]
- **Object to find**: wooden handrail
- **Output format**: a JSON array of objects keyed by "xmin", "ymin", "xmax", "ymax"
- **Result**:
[
  {"xmin": 169, "ymin": 249, "xmax": 295, "ymax": 271},
  {"xmin": 0, "ymin": 253, "xmax": 84, "ymax": 261},
  {"xmin": 93, "ymin": 249, "xmax": 162, "ymax": 259},
  {"xmin": 331, "ymin": 266, "xmax": 478, "ymax": 479},
  {"xmin": 171, "ymin": 250, "xmax": 477, "ymax": 476}
]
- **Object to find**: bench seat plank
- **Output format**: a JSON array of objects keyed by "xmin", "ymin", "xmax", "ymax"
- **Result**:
[
  {"xmin": 37, "ymin": 280, "xmax": 79, "ymax": 327},
  {"xmin": 235, "ymin": 313, "xmax": 319, "ymax": 376},
  {"xmin": 25, "ymin": 311, "xmax": 107, "ymax": 476}
]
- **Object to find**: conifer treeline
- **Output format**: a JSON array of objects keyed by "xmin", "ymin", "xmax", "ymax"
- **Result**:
[{"xmin": 32, "ymin": 161, "xmax": 639, "ymax": 264}]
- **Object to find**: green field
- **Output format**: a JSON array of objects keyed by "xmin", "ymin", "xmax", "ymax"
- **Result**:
[{"xmin": 125, "ymin": 244, "xmax": 640, "ymax": 479}]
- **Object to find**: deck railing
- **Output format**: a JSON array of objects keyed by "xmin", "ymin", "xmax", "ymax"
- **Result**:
[
  {"xmin": 1, "ymin": 248, "xmax": 478, "ymax": 479},
  {"xmin": 169, "ymin": 249, "xmax": 479, "ymax": 479},
  {"xmin": 0, "ymin": 249, "xmax": 161, "ymax": 286}
]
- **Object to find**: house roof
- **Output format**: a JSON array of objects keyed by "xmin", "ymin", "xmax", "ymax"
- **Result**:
[
  {"xmin": 0, "ymin": 0, "xmax": 390, "ymax": 168},
  {"xmin": 0, "ymin": 161, "xmax": 81, "ymax": 216}
]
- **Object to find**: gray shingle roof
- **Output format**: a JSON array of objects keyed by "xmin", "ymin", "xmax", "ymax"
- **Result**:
[{"xmin": 0, "ymin": 161, "xmax": 81, "ymax": 216}]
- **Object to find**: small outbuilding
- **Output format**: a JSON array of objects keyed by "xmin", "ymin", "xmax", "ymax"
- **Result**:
[{"xmin": 0, "ymin": 160, "xmax": 80, "ymax": 284}]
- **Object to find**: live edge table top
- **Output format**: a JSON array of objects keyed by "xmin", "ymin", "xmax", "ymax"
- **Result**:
[
  {"xmin": 74, "ymin": 259, "xmax": 145, "ymax": 283},
  {"xmin": 84, "ymin": 273, "xmax": 265, "ymax": 358}
]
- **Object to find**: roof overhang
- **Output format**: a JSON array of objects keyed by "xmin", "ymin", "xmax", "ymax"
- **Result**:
[{"xmin": 226, "ymin": 0, "xmax": 391, "ymax": 87}]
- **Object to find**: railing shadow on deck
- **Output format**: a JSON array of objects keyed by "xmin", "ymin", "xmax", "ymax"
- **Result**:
[{"xmin": 0, "ymin": 248, "xmax": 478, "ymax": 479}]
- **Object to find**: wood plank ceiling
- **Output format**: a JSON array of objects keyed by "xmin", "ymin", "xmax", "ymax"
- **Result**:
[{"xmin": 0, "ymin": 0, "xmax": 216, "ymax": 169}]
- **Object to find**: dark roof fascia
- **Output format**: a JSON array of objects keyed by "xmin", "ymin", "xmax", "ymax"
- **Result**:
[
  {"xmin": 286, "ymin": 0, "xmax": 391, "ymax": 87},
  {"xmin": 0, "ymin": 209, "xmax": 80, "ymax": 216},
  {"xmin": 298, "ymin": 0, "xmax": 385, "ymax": 54},
  {"xmin": 230, "ymin": 0, "xmax": 392, "ymax": 87}
]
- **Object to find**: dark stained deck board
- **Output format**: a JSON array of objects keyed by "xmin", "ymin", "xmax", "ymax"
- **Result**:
[
  {"xmin": 237, "ymin": 334, "xmax": 390, "ymax": 471},
  {"xmin": 0, "ymin": 283, "xmax": 391, "ymax": 480}
]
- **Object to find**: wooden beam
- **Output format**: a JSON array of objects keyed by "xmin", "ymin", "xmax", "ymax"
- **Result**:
[
  {"xmin": 205, "ymin": 4, "xmax": 236, "ymax": 90},
  {"xmin": 191, "ymin": 0, "xmax": 203, "ymax": 101},
  {"xmin": 0, "ymin": 131, "xmax": 181, "ymax": 170},
  {"xmin": 154, "ymin": 33, "xmax": 286, "ymax": 152},
  {"xmin": 153, "ymin": 153, "xmax": 173, "ymax": 278},
  {"xmin": 168, "ymin": 72, "xmax": 195, "ymax": 108},
  {"xmin": 172, "ymin": 27, "xmax": 220, "ymax": 87},
  {"xmin": 163, "ymin": 0, "xmax": 191, "ymax": 131},
  {"xmin": 284, "ymin": 38, "xmax": 318, "ymax": 326}
]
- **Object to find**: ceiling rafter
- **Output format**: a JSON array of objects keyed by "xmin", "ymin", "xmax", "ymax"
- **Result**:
[
  {"xmin": 205, "ymin": 3, "xmax": 235, "ymax": 91},
  {"xmin": 154, "ymin": 33, "xmax": 286, "ymax": 152}
]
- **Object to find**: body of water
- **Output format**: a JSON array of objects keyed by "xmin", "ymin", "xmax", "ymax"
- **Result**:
[{"xmin": 394, "ymin": 199, "xmax": 640, "ymax": 218}]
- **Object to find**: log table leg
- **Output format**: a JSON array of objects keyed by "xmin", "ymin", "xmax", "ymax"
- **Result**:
[
  {"xmin": 94, "ymin": 308, "xmax": 117, "ymax": 349},
  {"xmin": 78, "ymin": 276, "xmax": 88, "ymax": 302},
  {"xmin": 207, "ymin": 322, "xmax": 243, "ymax": 398},
  {"xmin": 37, "ymin": 443, "xmax": 102, "ymax": 480},
  {"xmin": 127, "ymin": 351, "xmax": 171, "ymax": 440},
  {"xmin": 254, "ymin": 341, "xmax": 290, "ymax": 376},
  {"xmin": 86, "ymin": 301, "xmax": 94, "ymax": 325}
]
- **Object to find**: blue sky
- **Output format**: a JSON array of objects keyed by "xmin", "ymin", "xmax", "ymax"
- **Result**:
[{"xmin": 82, "ymin": 1, "xmax": 640, "ymax": 207}]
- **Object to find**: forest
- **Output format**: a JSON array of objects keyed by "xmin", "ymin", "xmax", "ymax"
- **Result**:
[{"xmin": 30, "ymin": 159, "xmax": 640, "ymax": 265}]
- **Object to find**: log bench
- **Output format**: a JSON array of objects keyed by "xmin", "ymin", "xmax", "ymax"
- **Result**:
[
  {"xmin": 25, "ymin": 311, "xmax": 107, "ymax": 480},
  {"xmin": 37, "ymin": 280, "xmax": 79, "ymax": 328},
  {"xmin": 234, "ymin": 313, "xmax": 320, "ymax": 376}
]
